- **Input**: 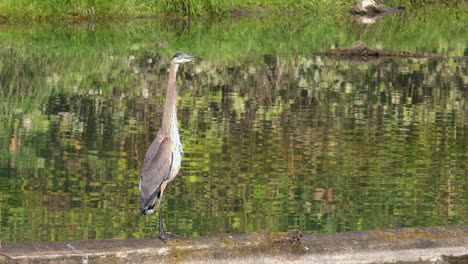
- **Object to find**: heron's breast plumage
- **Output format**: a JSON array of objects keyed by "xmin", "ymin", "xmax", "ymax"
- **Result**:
[{"xmin": 169, "ymin": 140, "xmax": 183, "ymax": 182}]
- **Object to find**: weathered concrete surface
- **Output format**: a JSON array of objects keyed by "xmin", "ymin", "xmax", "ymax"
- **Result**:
[{"xmin": 0, "ymin": 226, "xmax": 466, "ymax": 264}]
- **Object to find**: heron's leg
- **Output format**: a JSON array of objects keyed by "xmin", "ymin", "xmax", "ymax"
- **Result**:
[
  {"xmin": 156, "ymin": 180, "xmax": 169, "ymax": 243},
  {"xmin": 154, "ymin": 180, "xmax": 181, "ymax": 243},
  {"xmin": 158, "ymin": 193, "xmax": 165, "ymax": 234}
]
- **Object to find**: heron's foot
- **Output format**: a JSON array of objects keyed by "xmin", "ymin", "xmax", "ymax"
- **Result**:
[{"xmin": 152, "ymin": 231, "xmax": 181, "ymax": 243}]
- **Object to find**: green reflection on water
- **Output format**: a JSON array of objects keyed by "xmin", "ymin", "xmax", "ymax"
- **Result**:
[{"xmin": 0, "ymin": 9, "xmax": 466, "ymax": 242}]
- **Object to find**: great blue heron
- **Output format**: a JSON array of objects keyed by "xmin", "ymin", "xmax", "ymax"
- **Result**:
[{"xmin": 140, "ymin": 52, "xmax": 200, "ymax": 241}]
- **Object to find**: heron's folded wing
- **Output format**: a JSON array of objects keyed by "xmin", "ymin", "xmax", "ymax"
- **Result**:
[
  {"xmin": 140, "ymin": 137, "xmax": 174, "ymax": 199},
  {"xmin": 141, "ymin": 133, "xmax": 164, "ymax": 171}
]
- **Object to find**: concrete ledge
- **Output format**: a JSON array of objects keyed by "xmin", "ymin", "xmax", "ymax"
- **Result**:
[{"xmin": 0, "ymin": 226, "xmax": 466, "ymax": 263}]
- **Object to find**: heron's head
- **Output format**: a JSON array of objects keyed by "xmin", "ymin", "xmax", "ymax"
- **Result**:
[{"xmin": 172, "ymin": 52, "xmax": 201, "ymax": 64}]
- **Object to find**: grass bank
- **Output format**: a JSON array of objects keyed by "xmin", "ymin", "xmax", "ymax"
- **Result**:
[{"xmin": 0, "ymin": 0, "xmax": 464, "ymax": 21}]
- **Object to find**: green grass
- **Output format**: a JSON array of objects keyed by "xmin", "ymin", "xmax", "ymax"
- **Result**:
[
  {"xmin": 0, "ymin": 0, "xmax": 157, "ymax": 19},
  {"xmin": 0, "ymin": 0, "xmax": 463, "ymax": 21}
]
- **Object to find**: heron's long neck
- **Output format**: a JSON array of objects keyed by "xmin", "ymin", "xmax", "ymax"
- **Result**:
[{"xmin": 161, "ymin": 63, "xmax": 180, "ymax": 134}]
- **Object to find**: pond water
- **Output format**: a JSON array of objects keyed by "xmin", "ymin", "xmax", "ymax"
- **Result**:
[{"xmin": 0, "ymin": 8, "xmax": 466, "ymax": 242}]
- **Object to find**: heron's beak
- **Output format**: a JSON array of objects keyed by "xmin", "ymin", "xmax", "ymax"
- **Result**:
[
  {"xmin": 187, "ymin": 56, "xmax": 201, "ymax": 60},
  {"xmin": 175, "ymin": 55, "xmax": 201, "ymax": 64}
]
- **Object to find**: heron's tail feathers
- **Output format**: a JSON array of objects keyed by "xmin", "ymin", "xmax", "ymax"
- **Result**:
[
  {"xmin": 140, "ymin": 188, "xmax": 160, "ymax": 216},
  {"xmin": 141, "ymin": 204, "xmax": 155, "ymax": 216}
]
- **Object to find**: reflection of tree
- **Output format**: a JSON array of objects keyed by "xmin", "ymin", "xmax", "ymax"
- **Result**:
[{"xmin": 314, "ymin": 188, "xmax": 334, "ymax": 215}]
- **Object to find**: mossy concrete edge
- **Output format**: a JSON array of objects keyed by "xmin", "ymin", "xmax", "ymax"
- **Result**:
[{"xmin": 0, "ymin": 226, "xmax": 466, "ymax": 263}]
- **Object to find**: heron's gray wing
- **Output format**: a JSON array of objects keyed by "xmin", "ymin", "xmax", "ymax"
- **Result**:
[
  {"xmin": 140, "ymin": 136, "xmax": 174, "ymax": 202},
  {"xmin": 141, "ymin": 133, "xmax": 165, "ymax": 171}
]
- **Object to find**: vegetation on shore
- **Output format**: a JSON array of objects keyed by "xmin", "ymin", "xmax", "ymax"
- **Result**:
[{"xmin": 0, "ymin": 0, "xmax": 464, "ymax": 21}]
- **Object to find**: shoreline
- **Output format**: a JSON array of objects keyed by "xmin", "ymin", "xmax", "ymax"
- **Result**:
[{"xmin": 1, "ymin": 226, "xmax": 467, "ymax": 263}]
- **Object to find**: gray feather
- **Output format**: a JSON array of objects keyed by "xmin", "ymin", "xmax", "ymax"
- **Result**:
[{"xmin": 140, "ymin": 135, "xmax": 174, "ymax": 210}]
